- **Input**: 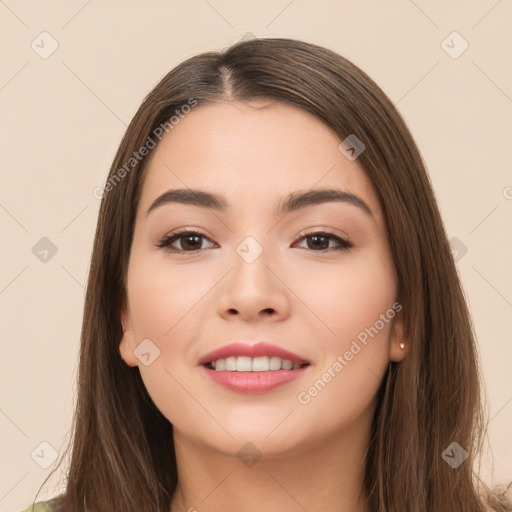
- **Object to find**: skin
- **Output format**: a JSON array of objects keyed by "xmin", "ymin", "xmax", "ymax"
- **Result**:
[{"xmin": 119, "ymin": 99, "xmax": 407, "ymax": 512}]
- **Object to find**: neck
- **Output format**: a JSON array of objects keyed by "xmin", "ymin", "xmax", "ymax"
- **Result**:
[{"xmin": 169, "ymin": 419, "xmax": 373, "ymax": 512}]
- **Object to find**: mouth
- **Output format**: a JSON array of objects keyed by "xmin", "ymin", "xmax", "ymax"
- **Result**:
[
  {"xmin": 199, "ymin": 342, "xmax": 312, "ymax": 394},
  {"xmin": 199, "ymin": 341, "xmax": 311, "ymax": 393},
  {"xmin": 198, "ymin": 341, "xmax": 310, "ymax": 368}
]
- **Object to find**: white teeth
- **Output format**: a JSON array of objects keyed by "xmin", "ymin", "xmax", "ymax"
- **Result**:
[
  {"xmin": 281, "ymin": 359, "xmax": 293, "ymax": 370},
  {"xmin": 214, "ymin": 358, "xmax": 226, "ymax": 371},
  {"xmin": 225, "ymin": 356, "xmax": 237, "ymax": 371},
  {"xmin": 211, "ymin": 356, "xmax": 307, "ymax": 371},
  {"xmin": 269, "ymin": 356, "xmax": 281, "ymax": 370},
  {"xmin": 236, "ymin": 356, "xmax": 252, "ymax": 372},
  {"xmin": 252, "ymin": 356, "xmax": 269, "ymax": 371}
]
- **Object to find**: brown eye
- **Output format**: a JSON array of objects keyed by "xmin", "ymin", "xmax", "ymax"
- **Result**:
[
  {"xmin": 306, "ymin": 234, "xmax": 330, "ymax": 250},
  {"xmin": 156, "ymin": 230, "xmax": 215, "ymax": 252},
  {"xmin": 295, "ymin": 231, "xmax": 353, "ymax": 252}
]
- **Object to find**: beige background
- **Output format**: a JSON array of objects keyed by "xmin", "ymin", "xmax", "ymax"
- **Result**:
[{"xmin": 1, "ymin": 1, "xmax": 511, "ymax": 510}]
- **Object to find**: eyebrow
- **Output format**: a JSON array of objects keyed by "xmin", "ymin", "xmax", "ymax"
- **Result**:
[{"xmin": 145, "ymin": 187, "xmax": 373, "ymax": 218}]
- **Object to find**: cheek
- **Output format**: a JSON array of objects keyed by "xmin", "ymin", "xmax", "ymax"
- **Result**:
[
  {"xmin": 299, "ymin": 249, "xmax": 397, "ymax": 349},
  {"xmin": 332, "ymin": 269, "xmax": 396, "ymax": 347},
  {"xmin": 125, "ymin": 255, "xmax": 217, "ymax": 425},
  {"xmin": 292, "ymin": 251, "xmax": 396, "ymax": 414},
  {"xmin": 127, "ymin": 253, "xmax": 215, "ymax": 339}
]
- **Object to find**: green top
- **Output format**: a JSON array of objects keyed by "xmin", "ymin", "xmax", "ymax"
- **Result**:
[{"xmin": 20, "ymin": 498, "xmax": 57, "ymax": 512}]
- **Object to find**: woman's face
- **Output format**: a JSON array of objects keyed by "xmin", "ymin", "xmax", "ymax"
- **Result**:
[{"xmin": 120, "ymin": 99, "xmax": 406, "ymax": 457}]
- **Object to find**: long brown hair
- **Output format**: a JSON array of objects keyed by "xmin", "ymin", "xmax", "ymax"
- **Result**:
[{"xmin": 35, "ymin": 37, "xmax": 510, "ymax": 512}]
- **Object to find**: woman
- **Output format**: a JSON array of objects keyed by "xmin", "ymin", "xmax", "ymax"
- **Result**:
[{"xmin": 23, "ymin": 37, "xmax": 511, "ymax": 512}]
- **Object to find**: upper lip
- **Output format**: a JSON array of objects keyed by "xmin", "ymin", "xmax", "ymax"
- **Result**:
[{"xmin": 198, "ymin": 342, "xmax": 310, "ymax": 365}]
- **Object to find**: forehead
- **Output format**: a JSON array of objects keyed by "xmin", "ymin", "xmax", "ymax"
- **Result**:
[{"xmin": 137, "ymin": 100, "xmax": 382, "ymax": 221}]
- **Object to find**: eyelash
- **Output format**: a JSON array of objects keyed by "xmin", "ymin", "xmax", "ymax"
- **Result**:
[{"xmin": 155, "ymin": 228, "xmax": 353, "ymax": 254}]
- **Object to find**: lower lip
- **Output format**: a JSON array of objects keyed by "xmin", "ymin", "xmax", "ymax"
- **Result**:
[{"xmin": 201, "ymin": 365, "xmax": 310, "ymax": 394}]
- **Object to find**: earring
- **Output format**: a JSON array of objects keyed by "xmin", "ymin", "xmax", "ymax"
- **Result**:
[{"xmin": 399, "ymin": 342, "xmax": 405, "ymax": 349}]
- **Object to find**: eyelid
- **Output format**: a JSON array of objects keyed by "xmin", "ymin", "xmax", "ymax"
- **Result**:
[
  {"xmin": 293, "ymin": 227, "xmax": 353, "ymax": 251},
  {"xmin": 294, "ymin": 226, "xmax": 351, "ymax": 243},
  {"xmin": 155, "ymin": 227, "xmax": 216, "ymax": 252}
]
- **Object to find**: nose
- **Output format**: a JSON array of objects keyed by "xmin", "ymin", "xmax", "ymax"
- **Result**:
[{"xmin": 217, "ymin": 246, "xmax": 291, "ymax": 323}]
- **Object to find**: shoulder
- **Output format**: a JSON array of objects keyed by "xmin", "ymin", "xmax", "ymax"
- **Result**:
[{"xmin": 19, "ymin": 497, "xmax": 58, "ymax": 512}]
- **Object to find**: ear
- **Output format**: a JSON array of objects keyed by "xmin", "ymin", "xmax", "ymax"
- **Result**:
[
  {"xmin": 388, "ymin": 304, "xmax": 408, "ymax": 363},
  {"xmin": 119, "ymin": 297, "xmax": 139, "ymax": 367}
]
